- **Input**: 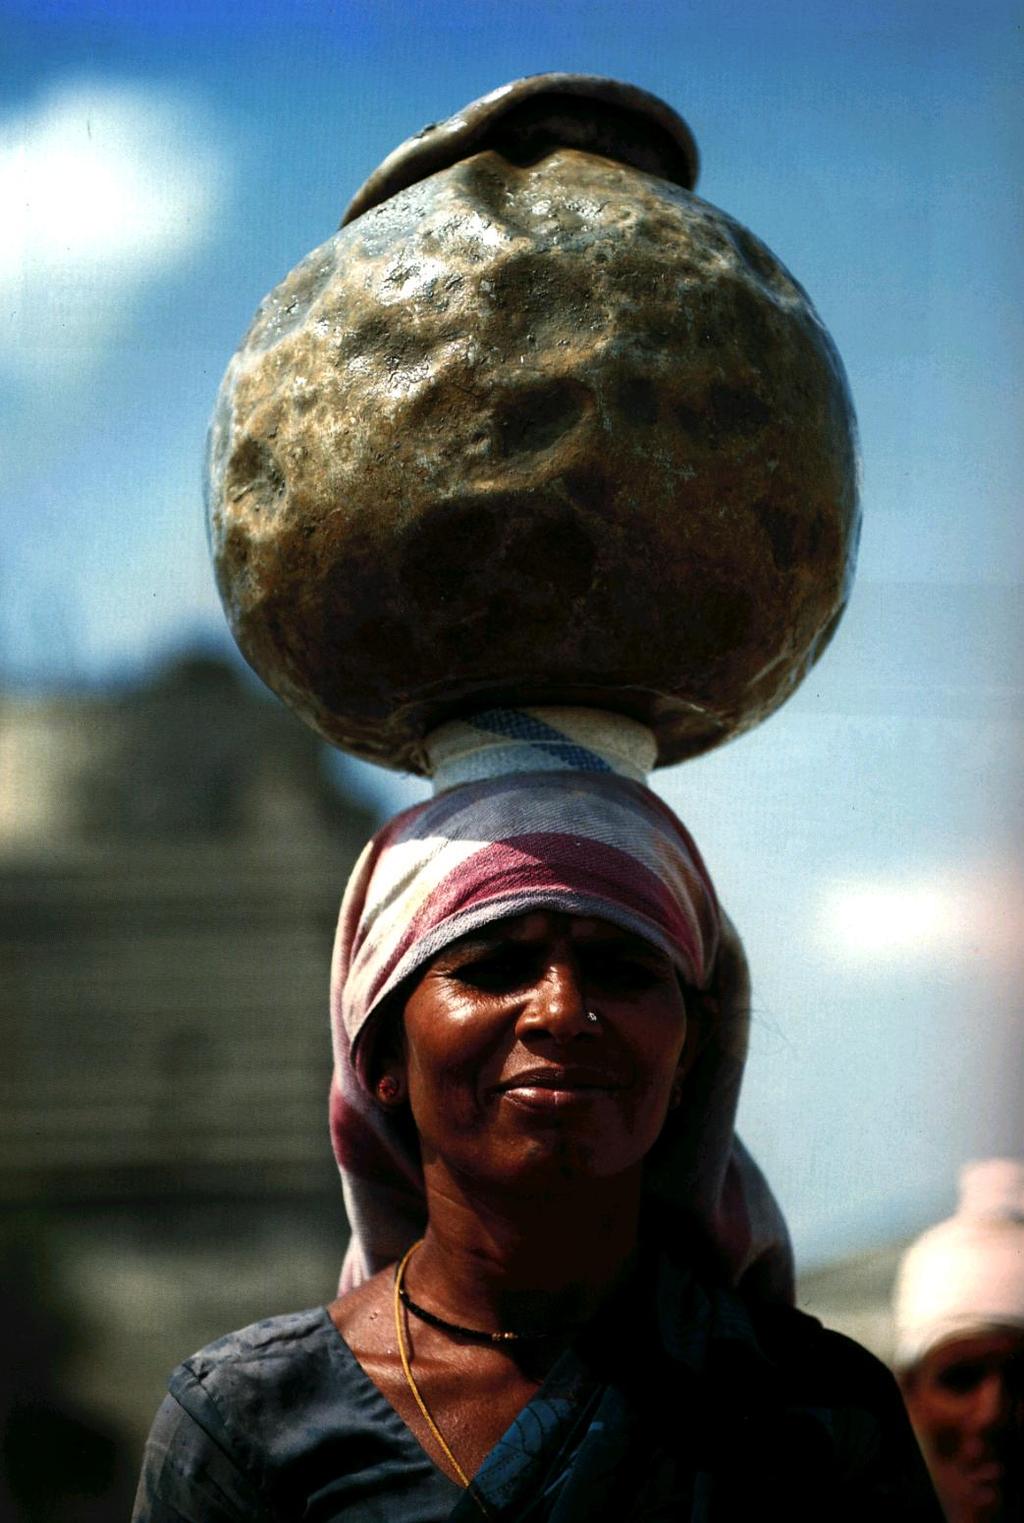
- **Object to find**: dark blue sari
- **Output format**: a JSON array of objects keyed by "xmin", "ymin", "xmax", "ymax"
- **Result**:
[
  {"xmin": 134, "ymin": 1252, "xmax": 942, "ymax": 1522},
  {"xmin": 452, "ymin": 1252, "xmax": 941, "ymax": 1521}
]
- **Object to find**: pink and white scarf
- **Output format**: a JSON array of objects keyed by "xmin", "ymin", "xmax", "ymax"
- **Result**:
[{"xmin": 329, "ymin": 709, "xmax": 794, "ymax": 1301}]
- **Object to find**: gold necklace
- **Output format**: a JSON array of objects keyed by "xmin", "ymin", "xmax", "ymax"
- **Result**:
[{"xmin": 393, "ymin": 1239, "xmax": 482, "ymax": 1499}]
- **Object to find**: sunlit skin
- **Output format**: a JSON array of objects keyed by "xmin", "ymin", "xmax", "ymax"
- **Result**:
[
  {"xmin": 900, "ymin": 1329, "xmax": 1024, "ymax": 1523},
  {"xmin": 330, "ymin": 910, "xmax": 701, "ymax": 1482},
  {"xmin": 402, "ymin": 910, "xmax": 692, "ymax": 1194}
]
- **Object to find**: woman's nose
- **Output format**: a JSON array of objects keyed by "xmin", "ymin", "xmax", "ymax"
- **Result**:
[
  {"xmin": 970, "ymin": 1372, "xmax": 1013, "ymax": 1433},
  {"xmin": 516, "ymin": 958, "xmax": 594, "ymax": 1043}
]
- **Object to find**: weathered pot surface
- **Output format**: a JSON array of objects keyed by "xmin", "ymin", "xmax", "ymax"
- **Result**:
[{"xmin": 207, "ymin": 73, "xmax": 859, "ymax": 772}]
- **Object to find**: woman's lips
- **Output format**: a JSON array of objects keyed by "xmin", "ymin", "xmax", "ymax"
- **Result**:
[
  {"xmin": 493, "ymin": 1068, "xmax": 626, "ymax": 1110},
  {"xmin": 501, "ymin": 1086, "xmax": 617, "ymax": 1111},
  {"xmin": 965, "ymin": 1460, "xmax": 1006, "ymax": 1486}
]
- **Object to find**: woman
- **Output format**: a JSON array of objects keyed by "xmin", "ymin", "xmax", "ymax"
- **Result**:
[
  {"xmin": 893, "ymin": 1158, "xmax": 1024, "ymax": 1522},
  {"xmin": 134, "ymin": 712, "xmax": 941, "ymax": 1520}
]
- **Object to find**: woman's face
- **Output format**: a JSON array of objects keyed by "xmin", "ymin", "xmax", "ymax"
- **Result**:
[
  {"xmin": 901, "ymin": 1328, "xmax": 1024, "ymax": 1523},
  {"xmin": 397, "ymin": 910, "xmax": 693, "ymax": 1193}
]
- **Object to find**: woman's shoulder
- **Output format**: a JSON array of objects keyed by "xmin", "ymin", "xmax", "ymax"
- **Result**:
[
  {"xmin": 173, "ymin": 1306, "xmax": 338, "ymax": 1388},
  {"xmin": 168, "ymin": 1307, "xmax": 342, "ymax": 1428},
  {"xmin": 717, "ymin": 1297, "xmax": 943, "ymax": 1517},
  {"xmin": 729, "ymin": 1294, "xmax": 910, "ymax": 1434},
  {"xmin": 166, "ymin": 1305, "xmax": 378, "ymax": 1463},
  {"xmin": 135, "ymin": 1300, "xmax": 463, "ymax": 1523},
  {"xmin": 135, "ymin": 1305, "xmax": 445, "ymax": 1523},
  {"xmin": 134, "ymin": 1310, "xmax": 342, "ymax": 1522},
  {"xmin": 744, "ymin": 1298, "xmax": 901, "ymax": 1400}
]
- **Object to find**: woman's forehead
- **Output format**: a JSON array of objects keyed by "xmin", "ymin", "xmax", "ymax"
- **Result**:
[
  {"xmin": 925, "ymin": 1326, "xmax": 1024, "ymax": 1370},
  {"xmin": 439, "ymin": 910, "xmax": 664, "ymax": 955}
]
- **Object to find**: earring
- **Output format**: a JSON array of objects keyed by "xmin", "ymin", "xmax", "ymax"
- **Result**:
[
  {"xmin": 585, "ymin": 1009, "xmax": 599, "ymax": 1025},
  {"xmin": 377, "ymin": 1074, "xmax": 401, "ymax": 1104}
]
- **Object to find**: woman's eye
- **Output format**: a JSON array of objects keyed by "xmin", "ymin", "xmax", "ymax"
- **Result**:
[
  {"xmin": 447, "ymin": 951, "xmax": 535, "ymax": 993},
  {"xmin": 440, "ymin": 942, "xmax": 676, "ymax": 996},
  {"xmin": 583, "ymin": 953, "xmax": 671, "ymax": 992},
  {"xmin": 937, "ymin": 1362, "xmax": 983, "ymax": 1395}
]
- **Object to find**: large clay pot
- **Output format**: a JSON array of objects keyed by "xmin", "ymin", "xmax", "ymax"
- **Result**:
[{"xmin": 207, "ymin": 74, "xmax": 859, "ymax": 772}]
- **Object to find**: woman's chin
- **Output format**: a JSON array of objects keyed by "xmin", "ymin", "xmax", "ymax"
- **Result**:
[{"xmin": 455, "ymin": 1130, "xmax": 652, "ymax": 1195}]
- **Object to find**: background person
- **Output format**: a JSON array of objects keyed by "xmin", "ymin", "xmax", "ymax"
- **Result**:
[{"xmin": 893, "ymin": 1158, "xmax": 1024, "ymax": 1523}]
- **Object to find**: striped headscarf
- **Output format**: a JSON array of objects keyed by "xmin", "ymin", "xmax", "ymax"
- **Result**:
[{"xmin": 329, "ymin": 709, "xmax": 793, "ymax": 1300}]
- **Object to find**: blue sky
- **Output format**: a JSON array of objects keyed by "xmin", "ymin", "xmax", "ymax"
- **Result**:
[{"xmin": 3, "ymin": 0, "xmax": 1021, "ymax": 1265}]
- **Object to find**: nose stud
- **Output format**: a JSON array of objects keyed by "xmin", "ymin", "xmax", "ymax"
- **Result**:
[{"xmin": 585, "ymin": 1010, "xmax": 599, "ymax": 1024}]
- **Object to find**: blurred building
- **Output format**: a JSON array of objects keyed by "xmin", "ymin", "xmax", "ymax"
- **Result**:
[
  {"xmin": 1, "ymin": 654, "xmax": 378, "ymax": 1204},
  {"xmin": 0, "ymin": 656, "xmax": 375, "ymax": 1511}
]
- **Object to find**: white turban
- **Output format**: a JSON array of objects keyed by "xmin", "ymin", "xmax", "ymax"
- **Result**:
[{"xmin": 893, "ymin": 1158, "xmax": 1024, "ymax": 1369}]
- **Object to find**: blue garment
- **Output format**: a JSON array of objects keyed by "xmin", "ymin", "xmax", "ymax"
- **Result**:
[
  {"xmin": 133, "ymin": 1256, "xmax": 942, "ymax": 1522},
  {"xmin": 134, "ymin": 1307, "xmax": 459, "ymax": 1523}
]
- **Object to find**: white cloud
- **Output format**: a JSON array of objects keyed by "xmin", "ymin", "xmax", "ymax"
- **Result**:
[
  {"xmin": 0, "ymin": 80, "xmax": 227, "ymax": 382},
  {"xmin": 818, "ymin": 868, "xmax": 1024, "ymax": 965}
]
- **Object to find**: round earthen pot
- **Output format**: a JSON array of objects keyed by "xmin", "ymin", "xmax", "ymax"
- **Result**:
[{"xmin": 207, "ymin": 74, "xmax": 859, "ymax": 772}]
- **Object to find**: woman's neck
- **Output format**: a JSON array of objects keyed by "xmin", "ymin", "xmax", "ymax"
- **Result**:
[{"xmin": 409, "ymin": 1162, "xmax": 643, "ymax": 1334}]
